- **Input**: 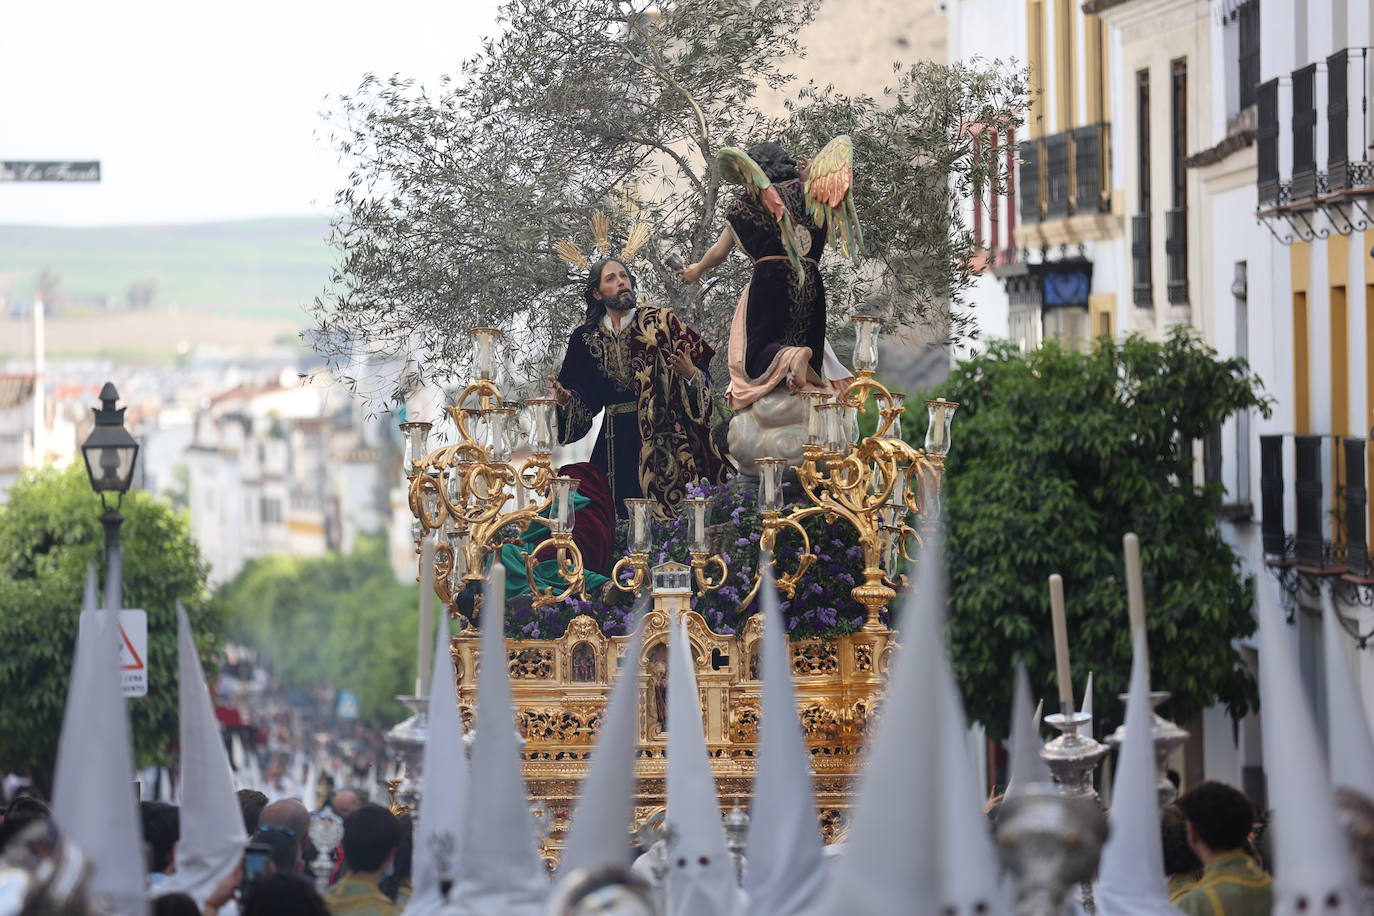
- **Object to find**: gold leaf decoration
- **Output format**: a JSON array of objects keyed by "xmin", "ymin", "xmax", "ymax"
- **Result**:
[
  {"xmin": 621, "ymin": 222, "xmax": 652, "ymax": 262},
  {"xmin": 589, "ymin": 211, "xmax": 612, "ymax": 257},
  {"xmin": 555, "ymin": 240, "xmax": 590, "ymax": 271}
]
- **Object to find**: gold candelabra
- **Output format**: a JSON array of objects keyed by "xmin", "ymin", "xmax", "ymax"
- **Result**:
[
  {"xmin": 740, "ymin": 316, "xmax": 956, "ymax": 630},
  {"xmin": 611, "ymin": 497, "xmax": 730, "ymax": 597},
  {"xmin": 403, "ymin": 328, "xmax": 587, "ymax": 613}
]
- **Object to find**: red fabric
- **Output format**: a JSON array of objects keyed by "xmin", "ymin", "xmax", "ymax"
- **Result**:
[
  {"xmin": 215, "ymin": 705, "xmax": 244, "ymax": 728},
  {"xmin": 559, "ymin": 462, "xmax": 615, "ymax": 577}
]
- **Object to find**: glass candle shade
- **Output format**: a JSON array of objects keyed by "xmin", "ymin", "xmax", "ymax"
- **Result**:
[
  {"xmin": 444, "ymin": 466, "xmax": 467, "ymax": 512},
  {"xmin": 550, "ymin": 476, "xmax": 580, "ymax": 534},
  {"xmin": 852, "ymin": 315, "xmax": 882, "ymax": 373},
  {"xmin": 819, "ymin": 402, "xmax": 851, "ymax": 455},
  {"xmin": 879, "ymin": 502, "xmax": 906, "ymax": 529},
  {"xmin": 878, "ymin": 391, "xmax": 906, "ymax": 439},
  {"xmin": 685, "ymin": 497, "xmax": 711, "ymax": 553},
  {"xmin": 469, "ymin": 327, "xmax": 504, "ymax": 381},
  {"xmin": 756, "ymin": 457, "xmax": 788, "ymax": 512},
  {"xmin": 626, "ymin": 499, "xmax": 655, "ymax": 554},
  {"xmin": 800, "ymin": 391, "xmax": 832, "ymax": 448},
  {"xmin": 925, "ymin": 397, "xmax": 958, "ymax": 457},
  {"xmin": 879, "ymin": 525, "xmax": 902, "ymax": 575},
  {"xmin": 485, "ymin": 407, "xmax": 516, "ymax": 463},
  {"xmin": 524, "ymin": 398, "xmax": 557, "ymax": 454},
  {"xmin": 447, "ymin": 528, "xmax": 470, "ymax": 587},
  {"xmin": 400, "ymin": 422, "xmax": 432, "ymax": 478},
  {"xmin": 421, "ymin": 471, "xmax": 443, "ymax": 526}
]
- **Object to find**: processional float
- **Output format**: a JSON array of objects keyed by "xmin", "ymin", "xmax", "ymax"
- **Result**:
[{"xmin": 387, "ymin": 317, "xmax": 954, "ymax": 863}]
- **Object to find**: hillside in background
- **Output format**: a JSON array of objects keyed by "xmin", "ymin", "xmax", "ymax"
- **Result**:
[{"xmin": 0, "ymin": 218, "xmax": 333, "ymax": 322}]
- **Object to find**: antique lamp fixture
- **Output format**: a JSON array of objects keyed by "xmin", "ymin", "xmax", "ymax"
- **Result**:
[
  {"xmin": 742, "ymin": 315, "xmax": 956, "ymax": 630},
  {"xmin": 404, "ymin": 327, "xmax": 586, "ymax": 613}
]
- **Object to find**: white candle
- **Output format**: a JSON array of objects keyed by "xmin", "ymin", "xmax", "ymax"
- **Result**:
[
  {"xmin": 1123, "ymin": 532, "xmax": 1148, "ymax": 672},
  {"xmin": 417, "ymin": 534, "xmax": 437, "ymax": 697},
  {"xmin": 1049, "ymin": 574, "xmax": 1073, "ymax": 712}
]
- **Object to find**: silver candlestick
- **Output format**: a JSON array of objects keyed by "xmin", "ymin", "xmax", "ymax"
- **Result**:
[
  {"xmin": 723, "ymin": 805, "xmax": 750, "ymax": 887},
  {"xmin": 308, "ymin": 815, "xmax": 344, "ymax": 892},
  {"xmin": 1107, "ymin": 691, "xmax": 1189, "ymax": 805},
  {"xmin": 1040, "ymin": 711, "xmax": 1109, "ymax": 801},
  {"xmin": 995, "ymin": 784, "xmax": 1109, "ymax": 916},
  {"xmin": 384, "ymin": 695, "xmax": 430, "ymax": 815}
]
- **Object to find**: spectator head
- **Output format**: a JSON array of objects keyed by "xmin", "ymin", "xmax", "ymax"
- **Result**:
[
  {"xmin": 154, "ymin": 893, "xmax": 200, "ymax": 916},
  {"xmin": 240, "ymin": 873, "xmax": 330, "ymax": 916},
  {"xmin": 1161, "ymin": 804, "xmax": 1203, "ymax": 877},
  {"xmin": 238, "ymin": 789, "xmax": 269, "ymax": 834},
  {"xmin": 0, "ymin": 795, "xmax": 51, "ymax": 854},
  {"xmin": 330, "ymin": 790, "xmax": 361, "ymax": 818},
  {"xmin": 254, "ymin": 828, "xmax": 299, "ymax": 874},
  {"xmin": 140, "ymin": 801, "xmax": 180, "ymax": 875},
  {"xmin": 1177, "ymin": 781, "xmax": 1256, "ymax": 856},
  {"xmin": 341, "ymin": 804, "xmax": 400, "ymax": 875},
  {"xmin": 258, "ymin": 799, "xmax": 310, "ymax": 869},
  {"xmin": 380, "ymin": 814, "xmax": 413, "ymax": 901}
]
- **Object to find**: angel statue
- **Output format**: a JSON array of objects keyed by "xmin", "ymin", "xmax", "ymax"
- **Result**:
[{"xmin": 678, "ymin": 138, "xmax": 863, "ymax": 411}]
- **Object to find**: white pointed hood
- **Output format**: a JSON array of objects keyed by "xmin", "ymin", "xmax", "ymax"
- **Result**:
[
  {"xmin": 155, "ymin": 603, "xmax": 249, "ymax": 906},
  {"xmin": 927, "ymin": 537, "xmax": 1012, "ymax": 915},
  {"xmin": 450, "ymin": 564, "xmax": 548, "ymax": 915},
  {"xmin": 746, "ymin": 566, "xmax": 826, "ymax": 915},
  {"xmin": 559, "ymin": 596, "xmax": 649, "ymax": 877},
  {"xmin": 665, "ymin": 613, "xmax": 736, "ymax": 916},
  {"xmin": 1006, "ymin": 663, "xmax": 1051, "ymax": 793},
  {"xmin": 1322, "ymin": 590, "xmax": 1374, "ymax": 799},
  {"xmin": 402, "ymin": 601, "xmax": 470, "ymax": 916},
  {"xmin": 1257, "ymin": 588, "xmax": 1361, "ymax": 913},
  {"xmin": 809, "ymin": 538, "xmax": 943, "ymax": 916},
  {"xmin": 51, "ymin": 567, "xmax": 146, "ymax": 915},
  {"xmin": 1095, "ymin": 631, "xmax": 1179, "ymax": 914}
]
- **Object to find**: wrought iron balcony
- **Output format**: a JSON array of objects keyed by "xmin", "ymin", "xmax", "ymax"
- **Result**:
[
  {"xmin": 1130, "ymin": 214, "xmax": 1152, "ymax": 307},
  {"xmin": 1260, "ymin": 433, "xmax": 1370, "ymax": 577},
  {"xmin": 1256, "ymin": 78, "xmax": 1280, "ymax": 206},
  {"xmin": 1290, "ymin": 64, "xmax": 1319, "ymax": 203},
  {"xmin": 1164, "ymin": 209, "xmax": 1188, "ymax": 304},
  {"xmin": 1017, "ymin": 124, "xmax": 1112, "ymax": 226}
]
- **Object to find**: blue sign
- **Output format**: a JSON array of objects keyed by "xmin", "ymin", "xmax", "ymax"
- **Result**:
[{"xmin": 335, "ymin": 690, "xmax": 360, "ymax": 720}]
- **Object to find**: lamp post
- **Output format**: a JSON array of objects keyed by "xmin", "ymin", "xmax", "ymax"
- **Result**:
[{"xmin": 81, "ymin": 383, "xmax": 140, "ymax": 611}]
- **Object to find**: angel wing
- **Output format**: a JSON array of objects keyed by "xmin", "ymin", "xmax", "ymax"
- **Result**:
[
  {"xmin": 804, "ymin": 135, "xmax": 864, "ymax": 265},
  {"xmin": 715, "ymin": 147, "xmax": 805, "ymax": 279}
]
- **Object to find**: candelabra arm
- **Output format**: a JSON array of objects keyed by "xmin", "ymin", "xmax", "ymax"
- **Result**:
[
  {"xmin": 524, "ymin": 535, "xmax": 587, "ymax": 609},
  {"xmin": 690, "ymin": 553, "xmax": 729, "ymax": 595},
  {"xmin": 612, "ymin": 553, "xmax": 649, "ymax": 595},
  {"xmin": 739, "ymin": 512, "xmax": 818, "ymax": 608}
]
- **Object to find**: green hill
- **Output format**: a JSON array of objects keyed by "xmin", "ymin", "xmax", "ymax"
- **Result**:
[{"xmin": 0, "ymin": 218, "xmax": 335, "ymax": 323}]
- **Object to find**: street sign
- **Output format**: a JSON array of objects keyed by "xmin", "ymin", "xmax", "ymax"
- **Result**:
[
  {"xmin": 335, "ymin": 690, "xmax": 360, "ymax": 721},
  {"xmin": 0, "ymin": 161, "xmax": 101, "ymax": 182},
  {"xmin": 118, "ymin": 610, "xmax": 148, "ymax": 698},
  {"xmin": 79, "ymin": 609, "xmax": 147, "ymax": 697}
]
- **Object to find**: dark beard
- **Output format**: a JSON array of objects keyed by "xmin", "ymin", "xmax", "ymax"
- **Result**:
[{"xmin": 605, "ymin": 289, "xmax": 637, "ymax": 311}]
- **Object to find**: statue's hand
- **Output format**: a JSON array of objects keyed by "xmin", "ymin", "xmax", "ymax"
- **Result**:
[
  {"xmin": 668, "ymin": 347, "xmax": 699, "ymax": 380},
  {"xmin": 678, "ymin": 263, "xmax": 704, "ymax": 285},
  {"xmin": 547, "ymin": 376, "xmax": 573, "ymax": 406}
]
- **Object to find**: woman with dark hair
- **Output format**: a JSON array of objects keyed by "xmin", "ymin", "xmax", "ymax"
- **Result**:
[{"xmin": 680, "ymin": 137, "xmax": 862, "ymax": 410}]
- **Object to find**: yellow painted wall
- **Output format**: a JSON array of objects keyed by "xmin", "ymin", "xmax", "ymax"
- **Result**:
[
  {"xmin": 1090, "ymin": 292, "xmax": 1115, "ymax": 340},
  {"xmin": 1292, "ymin": 243, "xmax": 1311, "ymax": 434},
  {"xmin": 1029, "ymin": 0, "xmax": 1046, "ymax": 137},
  {"xmin": 1055, "ymin": 0, "xmax": 1074, "ymax": 132}
]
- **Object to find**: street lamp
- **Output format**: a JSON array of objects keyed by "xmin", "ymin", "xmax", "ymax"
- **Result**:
[{"xmin": 81, "ymin": 382, "xmax": 139, "ymax": 610}]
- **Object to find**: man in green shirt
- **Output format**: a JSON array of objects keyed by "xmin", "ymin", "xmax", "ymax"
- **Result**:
[
  {"xmin": 1173, "ymin": 782, "xmax": 1272, "ymax": 915},
  {"xmin": 324, "ymin": 804, "xmax": 401, "ymax": 916}
]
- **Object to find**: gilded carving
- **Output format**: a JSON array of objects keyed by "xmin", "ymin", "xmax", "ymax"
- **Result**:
[
  {"xmin": 792, "ymin": 642, "xmax": 840, "ymax": 675},
  {"xmin": 854, "ymin": 643, "xmax": 873, "ymax": 672},
  {"xmin": 509, "ymin": 648, "xmax": 555, "ymax": 679}
]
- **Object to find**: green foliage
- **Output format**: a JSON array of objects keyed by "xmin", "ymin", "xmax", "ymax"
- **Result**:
[
  {"xmin": 218, "ymin": 536, "xmax": 419, "ymax": 722},
  {"xmin": 0, "ymin": 465, "xmax": 224, "ymax": 788},
  {"xmin": 314, "ymin": 0, "xmax": 1026, "ymax": 405},
  {"xmin": 925, "ymin": 330, "xmax": 1272, "ymax": 738}
]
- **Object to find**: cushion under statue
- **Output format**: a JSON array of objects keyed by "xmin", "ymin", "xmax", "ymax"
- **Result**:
[{"xmin": 726, "ymin": 388, "xmax": 808, "ymax": 476}]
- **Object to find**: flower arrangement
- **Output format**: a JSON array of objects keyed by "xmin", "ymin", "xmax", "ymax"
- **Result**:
[{"xmin": 501, "ymin": 477, "xmax": 881, "ymax": 640}]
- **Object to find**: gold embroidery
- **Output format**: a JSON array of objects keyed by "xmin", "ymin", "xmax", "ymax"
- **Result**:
[{"xmin": 584, "ymin": 325, "xmax": 636, "ymax": 394}]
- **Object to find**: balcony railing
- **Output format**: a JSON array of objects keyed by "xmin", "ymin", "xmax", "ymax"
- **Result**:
[
  {"xmin": 1260, "ymin": 433, "xmax": 1370, "ymax": 576},
  {"xmin": 1257, "ymin": 78, "xmax": 1280, "ymax": 206},
  {"xmin": 1327, "ymin": 49, "xmax": 1374, "ymax": 194},
  {"xmin": 1165, "ymin": 208, "xmax": 1188, "ymax": 304},
  {"xmin": 1018, "ymin": 123, "xmax": 1112, "ymax": 226},
  {"xmin": 1020, "ymin": 140, "xmax": 1044, "ymax": 225},
  {"xmin": 1290, "ymin": 64, "xmax": 1318, "ymax": 202},
  {"xmin": 1131, "ymin": 213, "xmax": 1152, "ymax": 306}
]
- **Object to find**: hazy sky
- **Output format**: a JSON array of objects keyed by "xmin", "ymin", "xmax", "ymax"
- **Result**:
[{"xmin": 1, "ymin": 0, "xmax": 502, "ymax": 227}]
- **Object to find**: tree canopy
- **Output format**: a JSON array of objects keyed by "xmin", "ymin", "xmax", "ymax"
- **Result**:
[
  {"xmin": 218, "ymin": 536, "xmax": 419, "ymax": 723},
  {"xmin": 894, "ymin": 331, "xmax": 1271, "ymax": 738},
  {"xmin": 314, "ymin": 0, "xmax": 1026, "ymax": 406},
  {"xmin": 0, "ymin": 465, "xmax": 223, "ymax": 792}
]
